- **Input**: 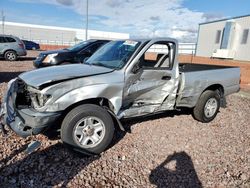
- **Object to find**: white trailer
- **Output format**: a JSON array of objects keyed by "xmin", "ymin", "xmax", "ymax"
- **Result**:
[{"xmin": 196, "ymin": 15, "xmax": 250, "ymax": 61}]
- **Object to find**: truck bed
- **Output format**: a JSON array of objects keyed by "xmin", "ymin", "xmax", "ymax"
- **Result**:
[
  {"xmin": 177, "ymin": 63, "xmax": 240, "ymax": 108},
  {"xmin": 179, "ymin": 63, "xmax": 235, "ymax": 72}
]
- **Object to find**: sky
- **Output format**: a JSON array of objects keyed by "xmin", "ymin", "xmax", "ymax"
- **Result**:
[{"xmin": 0, "ymin": 0, "xmax": 250, "ymax": 42}]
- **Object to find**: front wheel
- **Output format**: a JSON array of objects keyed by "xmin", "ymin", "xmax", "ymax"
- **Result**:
[
  {"xmin": 193, "ymin": 90, "xmax": 220, "ymax": 123},
  {"xmin": 61, "ymin": 104, "xmax": 114, "ymax": 155}
]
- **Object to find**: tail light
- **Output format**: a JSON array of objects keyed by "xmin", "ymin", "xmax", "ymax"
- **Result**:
[{"xmin": 18, "ymin": 43, "xmax": 25, "ymax": 49}]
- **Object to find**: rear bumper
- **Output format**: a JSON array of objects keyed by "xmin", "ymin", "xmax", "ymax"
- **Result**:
[
  {"xmin": 16, "ymin": 49, "xmax": 27, "ymax": 56},
  {"xmin": 1, "ymin": 79, "xmax": 61, "ymax": 137}
]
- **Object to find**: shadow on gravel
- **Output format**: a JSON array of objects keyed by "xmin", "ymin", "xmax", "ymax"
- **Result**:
[
  {"xmin": 0, "ymin": 144, "xmax": 28, "ymax": 167},
  {"xmin": 18, "ymin": 57, "xmax": 36, "ymax": 61},
  {"xmin": 0, "ymin": 143, "xmax": 100, "ymax": 187},
  {"xmin": 108, "ymin": 109, "xmax": 194, "ymax": 151},
  {"xmin": 122, "ymin": 108, "xmax": 193, "ymax": 132},
  {"xmin": 0, "ymin": 72, "xmax": 24, "ymax": 83},
  {"xmin": 0, "ymin": 110, "xmax": 195, "ymax": 187},
  {"xmin": 0, "ymin": 57, "xmax": 36, "ymax": 61},
  {"xmin": 149, "ymin": 151, "xmax": 202, "ymax": 188}
]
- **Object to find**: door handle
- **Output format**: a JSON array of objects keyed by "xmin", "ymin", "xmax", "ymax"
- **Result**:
[{"xmin": 161, "ymin": 76, "xmax": 171, "ymax": 80}]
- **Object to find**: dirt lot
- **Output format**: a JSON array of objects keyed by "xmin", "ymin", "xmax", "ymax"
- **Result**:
[{"xmin": 0, "ymin": 52, "xmax": 249, "ymax": 187}]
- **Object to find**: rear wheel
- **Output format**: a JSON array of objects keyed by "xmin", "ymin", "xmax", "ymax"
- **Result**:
[
  {"xmin": 4, "ymin": 51, "xmax": 17, "ymax": 61},
  {"xmin": 193, "ymin": 90, "xmax": 220, "ymax": 123},
  {"xmin": 61, "ymin": 104, "xmax": 114, "ymax": 155}
]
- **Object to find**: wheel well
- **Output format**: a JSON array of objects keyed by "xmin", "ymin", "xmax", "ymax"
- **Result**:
[
  {"xmin": 63, "ymin": 98, "xmax": 115, "ymax": 115},
  {"xmin": 203, "ymin": 84, "xmax": 224, "ymax": 97},
  {"xmin": 4, "ymin": 49, "xmax": 17, "ymax": 55},
  {"xmin": 60, "ymin": 98, "xmax": 125, "ymax": 131}
]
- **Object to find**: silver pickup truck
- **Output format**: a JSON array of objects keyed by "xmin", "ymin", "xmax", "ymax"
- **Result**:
[{"xmin": 0, "ymin": 38, "xmax": 240, "ymax": 154}]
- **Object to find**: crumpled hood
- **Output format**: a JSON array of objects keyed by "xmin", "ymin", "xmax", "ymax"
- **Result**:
[{"xmin": 19, "ymin": 64, "xmax": 114, "ymax": 89}]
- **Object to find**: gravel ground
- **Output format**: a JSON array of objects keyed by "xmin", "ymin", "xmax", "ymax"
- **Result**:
[{"xmin": 0, "ymin": 52, "xmax": 249, "ymax": 187}]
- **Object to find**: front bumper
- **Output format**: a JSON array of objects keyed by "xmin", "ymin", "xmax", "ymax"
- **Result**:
[
  {"xmin": 33, "ymin": 54, "xmax": 50, "ymax": 68},
  {"xmin": 0, "ymin": 79, "xmax": 61, "ymax": 137},
  {"xmin": 33, "ymin": 59, "xmax": 50, "ymax": 68}
]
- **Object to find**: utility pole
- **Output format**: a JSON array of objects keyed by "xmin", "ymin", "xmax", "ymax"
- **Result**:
[
  {"xmin": 85, "ymin": 0, "xmax": 88, "ymax": 40},
  {"xmin": 29, "ymin": 29, "xmax": 31, "ymax": 40},
  {"xmin": 1, "ymin": 10, "xmax": 5, "ymax": 34},
  {"xmin": 62, "ymin": 32, "xmax": 64, "ymax": 45}
]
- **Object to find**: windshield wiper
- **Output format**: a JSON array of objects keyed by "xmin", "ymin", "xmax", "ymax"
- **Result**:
[{"xmin": 91, "ymin": 62, "xmax": 114, "ymax": 69}]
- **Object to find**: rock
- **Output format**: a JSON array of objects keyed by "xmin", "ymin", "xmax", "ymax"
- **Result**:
[
  {"xmin": 80, "ymin": 174, "xmax": 84, "ymax": 179},
  {"xmin": 240, "ymin": 173, "xmax": 248, "ymax": 181}
]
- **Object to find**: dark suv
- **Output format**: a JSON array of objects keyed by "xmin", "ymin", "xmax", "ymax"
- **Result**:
[
  {"xmin": 0, "ymin": 35, "xmax": 27, "ymax": 61},
  {"xmin": 33, "ymin": 39, "xmax": 110, "ymax": 68},
  {"xmin": 22, "ymin": 40, "xmax": 40, "ymax": 50}
]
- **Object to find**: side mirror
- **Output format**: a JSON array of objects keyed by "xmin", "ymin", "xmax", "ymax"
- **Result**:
[
  {"xmin": 131, "ymin": 62, "xmax": 141, "ymax": 74},
  {"xmin": 82, "ymin": 57, "xmax": 89, "ymax": 64}
]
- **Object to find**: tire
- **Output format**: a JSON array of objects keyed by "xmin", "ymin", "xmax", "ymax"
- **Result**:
[
  {"xmin": 193, "ymin": 90, "xmax": 220, "ymax": 123},
  {"xmin": 4, "ymin": 50, "xmax": 17, "ymax": 61},
  {"xmin": 61, "ymin": 104, "xmax": 115, "ymax": 155},
  {"xmin": 32, "ymin": 47, "xmax": 36, "ymax": 50}
]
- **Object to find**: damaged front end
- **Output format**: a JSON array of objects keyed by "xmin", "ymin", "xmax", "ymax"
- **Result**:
[{"xmin": 0, "ymin": 79, "xmax": 61, "ymax": 137}]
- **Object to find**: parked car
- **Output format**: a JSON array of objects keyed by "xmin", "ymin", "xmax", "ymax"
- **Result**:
[
  {"xmin": 0, "ymin": 38, "xmax": 240, "ymax": 155},
  {"xmin": 0, "ymin": 34, "xmax": 27, "ymax": 61},
  {"xmin": 22, "ymin": 40, "xmax": 40, "ymax": 50},
  {"xmin": 33, "ymin": 39, "xmax": 110, "ymax": 68}
]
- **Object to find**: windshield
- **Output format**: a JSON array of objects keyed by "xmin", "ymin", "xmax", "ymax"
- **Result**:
[
  {"xmin": 67, "ymin": 41, "xmax": 90, "ymax": 51},
  {"xmin": 85, "ymin": 40, "xmax": 141, "ymax": 69}
]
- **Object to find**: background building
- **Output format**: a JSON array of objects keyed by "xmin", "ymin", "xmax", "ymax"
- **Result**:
[
  {"xmin": 196, "ymin": 15, "xmax": 250, "ymax": 61},
  {"xmin": 0, "ymin": 21, "xmax": 129, "ymax": 46},
  {"xmin": 0, "ymin": 21, "xmax": 197, "ymax": 54}
]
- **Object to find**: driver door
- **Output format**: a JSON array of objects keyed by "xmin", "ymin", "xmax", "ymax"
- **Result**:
[{"xmin": 122, "ymin": 41, "xmax": 179, "ymax": 117}]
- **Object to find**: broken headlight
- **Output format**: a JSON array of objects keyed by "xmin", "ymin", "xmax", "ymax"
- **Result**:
[
  {"xmin": 30, "ymin": 93, "xmax": 51, "ymax": 109},
  {"xmin": 27, "ymin": 86, "xmax": 51, "ymax": 109}
]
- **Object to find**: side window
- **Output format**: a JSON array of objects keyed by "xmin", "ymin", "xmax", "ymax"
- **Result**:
[
  {"xmin": 5, "ymin": 37, "xmax": 16, "ymax": 43},
  {"xmin": 138, "ymin": 42, "xmax": 175, "ymax": 69},
  {"xmin": 0, "ymin": 37, "xmax": 5, "ymax": 43},
  {"xmin": 241, "ymin": 29, "xmax": 249, "ymax": 44},
  {"xmin": 88, "ymin": 43, "xmax": 104, "ymax": 53},
  {"xmin": 0, "ymin": 37, "xmax": 16, "ymax": 43},
  {"xmin": 215, "ymin": 30, "xmax": 221, "ymax": 44}
]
